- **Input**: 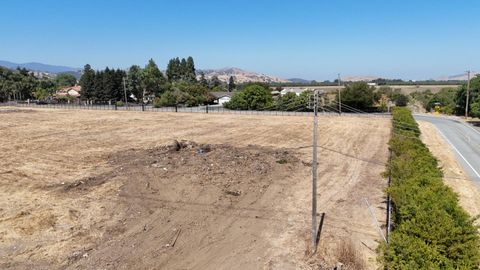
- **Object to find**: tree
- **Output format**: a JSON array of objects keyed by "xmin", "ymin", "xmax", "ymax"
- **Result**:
[
  {"xmin": 180, "ymin": 58, "xmax": 187, "ymax": 80},
  {"xmin": 228, "ymin": 76, "xmax": 236, "ymax": 92},
  {"xmin": 127, "ymin": 65, "xmax": 143, "ymax": 102},
  {"xmin": 185, "ymin": 56, "xmax": 196, "ymax": 82},
  {"xmin": 393, "ymin": 92, "xmax": 409, "ymax": 107},
  {"xmin": 210, "ymin": 75, "xmax": 222, "ymax": 89},
  {"xmin": 166, "ymin": 58, "xmax": 181, "ymax": 82},
  {"xmin": 455, "ymin": 75, "xmax": 480, "ymax": 116},
  {"xmin": 93, "ymin": 70, "xmax": 104, "ymax": 100},
  {"xmin": 199, "ymin": 71, "xmax": 208, "ymax": 88},
  {"xmin": 339, "ymin": 82, "xmax": 375, "ymax": 110},
  {"xmin": 225, "ymin": 84, "xmax": 272, "ymax": 110},
  {"xmin": 55, "ymin": 73, "xmax": 77, "ymax": 87},
  {"xmin": 79, "ymin": 64, "xmax": 95, "ymax": 100},
  {"xmin": 142, "ymin": 59, "xmax": 166, "ymax": 97}
]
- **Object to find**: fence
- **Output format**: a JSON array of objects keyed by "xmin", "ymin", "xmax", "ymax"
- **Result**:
[{"xmin": 0, "ymin": 102, "xmax": 391, "ymax": 118}]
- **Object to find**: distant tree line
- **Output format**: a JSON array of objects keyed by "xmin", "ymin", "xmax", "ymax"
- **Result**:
[
  {"xmin": 225, "ymin": 81, "xmax": 410, "ymax": 112},
  {"xmin": 0, "ymin": 66, "xmax": 77, "ymax": 102},
  {"xmin": 79, "ymin": 56, "xmax": 237, "ymax": 106}
]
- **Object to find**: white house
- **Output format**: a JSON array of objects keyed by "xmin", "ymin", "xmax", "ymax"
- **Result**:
[{"xmin": 210, "ymin": 92, "xmax": 233, "ymax": 105}]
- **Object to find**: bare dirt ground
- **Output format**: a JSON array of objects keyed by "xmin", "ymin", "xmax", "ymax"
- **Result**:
[
  {"xmin": 418, "ymin": 121, "xmax": 480, "ymax": 219},
  {"xmin": 0, "ymin": 108, "xmax": 390, "ymax": 269}
]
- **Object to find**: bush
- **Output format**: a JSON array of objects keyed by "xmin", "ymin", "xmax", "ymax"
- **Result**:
[
  {"xmin": 378, "ymin": 108, "xmax": 480, "ymax": 269},
  {"xmin": 116, "ymin": 101, "xmax": 125, "ymax": 107},
  {"xmin": 340, "ymin": 82, "xmax": 375, "ymax": 109},
  {"xmin": 224, "ymin": 84, "xmax": 272, "ymax": 110}
]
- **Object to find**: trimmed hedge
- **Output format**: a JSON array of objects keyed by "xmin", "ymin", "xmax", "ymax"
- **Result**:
[{"xmin": 379, "ymin": 108, "xmax": 480, "ymax": 269}]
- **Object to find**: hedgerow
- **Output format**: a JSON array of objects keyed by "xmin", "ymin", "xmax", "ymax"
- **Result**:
[{"xmin": 378, "ymin": 107, "xmax": 480, "ymax": 269}]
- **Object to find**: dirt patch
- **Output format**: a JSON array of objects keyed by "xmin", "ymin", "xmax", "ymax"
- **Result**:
[{"xmin": 67, "ymin": 141, "xmax": 302, "ymax": 269}]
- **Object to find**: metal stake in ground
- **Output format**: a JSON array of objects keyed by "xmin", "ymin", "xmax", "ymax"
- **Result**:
[{"xmin": 311, "ymin": 90, "xmax": 319, "ymax": 251}]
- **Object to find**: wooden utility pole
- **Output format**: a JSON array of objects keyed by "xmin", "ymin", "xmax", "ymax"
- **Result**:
[
  {"xmin": 311, "ymin": 90, "xmax": 319, "ymax": 251},
  {"xmin": 465, "ymin": 70, "xmax": 471, "ymax": 118},
  {"xmin": 338, "ymin": 73, "xmax": 342, "ymax": 115}
]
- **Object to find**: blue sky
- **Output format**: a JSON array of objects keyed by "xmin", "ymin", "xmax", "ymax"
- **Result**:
[{"xmin": 0, "ymin": 0, "xmax": 479, "ymax": 80}]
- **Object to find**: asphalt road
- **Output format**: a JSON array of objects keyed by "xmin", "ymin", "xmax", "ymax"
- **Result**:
[{"xmin": 414, "ymin": 114, "xmax": 480, "ymax": 183}]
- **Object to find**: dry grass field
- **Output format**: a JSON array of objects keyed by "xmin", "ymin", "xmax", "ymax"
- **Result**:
[{"xmin": 0, "ymin": 108, "xmax": 390, "ymax": 269}]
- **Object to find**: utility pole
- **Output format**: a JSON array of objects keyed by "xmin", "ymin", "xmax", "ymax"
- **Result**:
[
  {"xmin": 311, "ymin": 90, "xmax": 319, "ymax": 252},
  {"xmin": 338, "ymin": 73, "xmax": 342, "ymax": 115},
  {"xmin": 123, "ymin": 76, "xmax": 129, "ymax": 108},
  {"xmin": 465, "ymin": 70, "xmax": 471, "ymax": 118}
]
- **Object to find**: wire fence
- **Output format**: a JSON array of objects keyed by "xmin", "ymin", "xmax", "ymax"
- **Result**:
[{"xmin": 0, "ymin": 101, "xmax": 392, "ymax": 118}]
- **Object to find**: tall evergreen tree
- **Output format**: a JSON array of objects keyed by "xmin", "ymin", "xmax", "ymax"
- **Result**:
[
  {"xmin": 199, "ymin": 71, "xmax": 208, "ymax": 88},
  {"xmin": 186, "ymin": 56, "xmax": 196, "ymax": 82},
  {"xmin": 93, "ymin": 70, "xmax": 104, "ymax": 101},
  {"xmin": 179, "ymin": 58, "xmax": 187, "ymax": 80},
  {"xmin": 228, "ymin": 76, "xmax": 236, "ymax": 92},
  {"xmin": 79, "ymin": 64, "xmax": 95, "ymax": 100},
  {"xmin": 142, "ymin": 59, "xmax": 166, "ymax": 97},
  {"xmin": 127, "ymin": 65, "xmax": 143, "ymax": 101}
]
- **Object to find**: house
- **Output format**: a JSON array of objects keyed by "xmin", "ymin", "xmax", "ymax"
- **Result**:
[
  {"xmin": 210, "ymin": 92, "xmax": 233, "ymax": 105},
  {"xmin": 56, "ymin": 85, "xmax": 81, "ymax": 98},
  {"xmin": 280, "ymin": 87, "xmax": 323, "ymax": 96}
]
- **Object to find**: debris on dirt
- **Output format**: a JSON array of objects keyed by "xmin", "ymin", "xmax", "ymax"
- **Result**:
[
  {"xmin": 225, "ymin": 190, "xmax": 242, "ymax": 196},
  {"xmin": 276, "ymin": 159, "xmax": 288, "ymax": 164}
]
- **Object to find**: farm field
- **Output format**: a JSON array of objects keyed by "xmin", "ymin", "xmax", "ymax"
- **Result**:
[{"xmin": 0, "ymin": 108, "xmax": 390, "ymax": 269}]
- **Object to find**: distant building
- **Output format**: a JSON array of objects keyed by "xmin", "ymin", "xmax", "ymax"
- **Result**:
[
  {"xmin": 367, "ymin": 82, "xmax": 377, "ymax": 86},
  {"xmin": 56, "ymin": 85, "xmax": 81, "ymax": 100},
  {"xmin": 210, "ymin": 92, "xmax": 233, "ymax": 105},
  {"xmin": 280, "ymin": 87, "xmax": 322, "ymax": 96}
]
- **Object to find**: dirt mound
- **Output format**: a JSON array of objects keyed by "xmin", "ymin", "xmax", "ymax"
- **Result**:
[{"xmin": 66, "ymin": 141, "xmax": 302, "ymax": 269}]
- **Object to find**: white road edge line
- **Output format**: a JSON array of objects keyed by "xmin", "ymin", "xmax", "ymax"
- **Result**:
[
  {"xmin": 434, "ymin": 126, "xmax": 480, "ymax": 179},
  {"xmin": 462, "ymin": 120, "xmax": 480, "ymax": 136}
]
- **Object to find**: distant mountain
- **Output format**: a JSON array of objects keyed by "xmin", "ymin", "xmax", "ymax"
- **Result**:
[
  {"xmin": 0, "ymin": 60, "xmax": 81, "ymax": 74},
  {"xmin": 199, "ymin": 67, "xmax": 290, "ymax": 83},
  {"xmin": 288, "ymin": 78, "xmax": 312, "ymax": 84},
  {"xmin": 436, "ymin": 72, "xmax": 479, "ymax": 81}
]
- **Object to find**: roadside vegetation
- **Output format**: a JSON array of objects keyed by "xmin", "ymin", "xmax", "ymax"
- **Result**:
[
  {"xmin": 379, "ymin": 107, "xmax": 480, "ymax": 269},
  {"xmin": 410, "ymin": 75, "xmax": 480, "ymax": 117}
]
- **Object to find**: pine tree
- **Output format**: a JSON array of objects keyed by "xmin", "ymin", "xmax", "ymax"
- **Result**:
[
  {"xmin": 186, "ymin": 56, "xmax": 196, "ymax": 82},
  {"xmin": 79, "ymin": 64, "xmax": 95, "ymax": 100},
  {"xmin": 142, "ymin": 59, "xmax": 166, "ymax": 97},
  {"xmin": 228, "ymin": 76, "xmax": 236, "ymax": 92},
  {"xmin": 127, "ymin": 65, "xmax": 142, "ymax": 101},
  {"xmin": 199, "ymin": 71, "xmax": 208, "ymax": 88},
  {"xmin": 180, "ymin": 58, "xmax": 187, "ymax": 80},
  {"xmin": 93, "ymin": 70, "xmax": 104, "ymax": 101}
]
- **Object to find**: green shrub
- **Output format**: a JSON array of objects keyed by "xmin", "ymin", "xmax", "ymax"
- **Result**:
[
  {"xmin": 116, "ymin": 101, "xmax": 124, "ymax": 107},
  {"xmin": 378, "ymin": 108, "xmax": 480, "ymax": 269},
  {"xmin": 224, "ymin": 84, "xmax": 272, "ymax": 110}
]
